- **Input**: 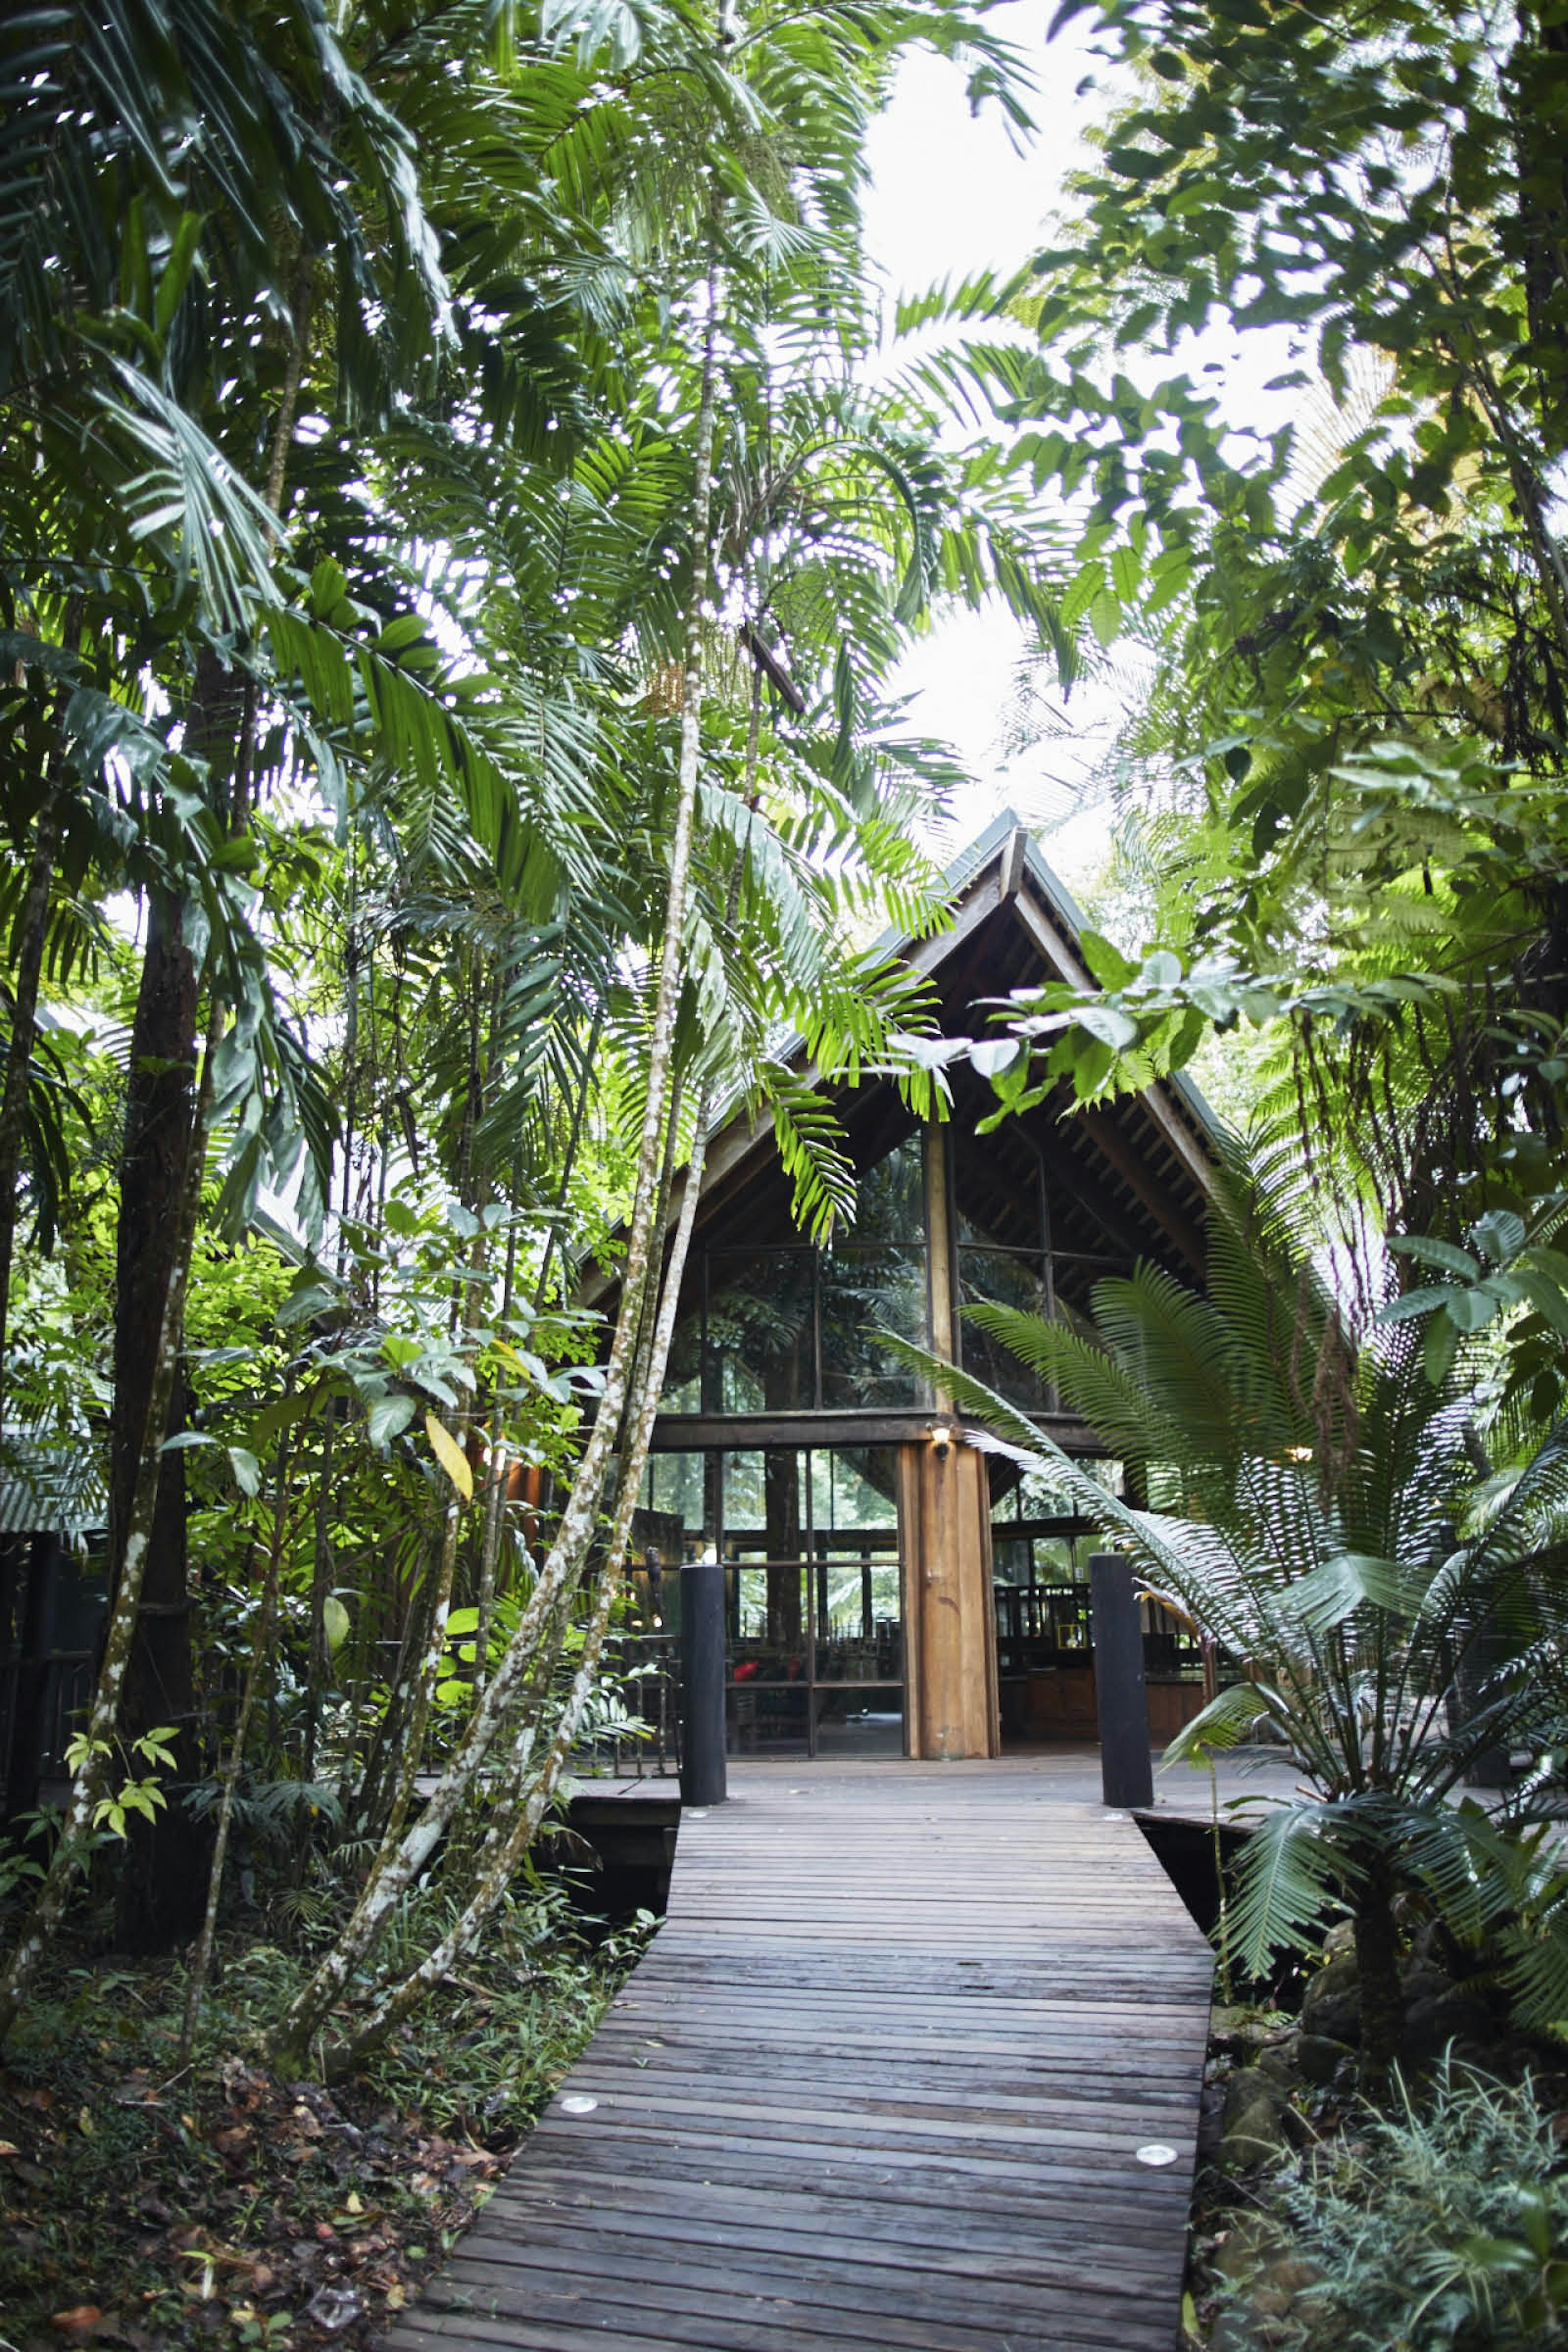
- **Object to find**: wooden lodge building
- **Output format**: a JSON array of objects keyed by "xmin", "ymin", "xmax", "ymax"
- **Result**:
[{"xmin": 594, "ymin": 810, "xmax": 1220, "ymax": 1767}]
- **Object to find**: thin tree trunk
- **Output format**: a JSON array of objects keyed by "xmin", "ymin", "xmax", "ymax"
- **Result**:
[
  {"xmin": 303, "ymin": 1401, "xmax": 336, "ymax": 1783},
  {"xmin": 177, "ymin": 1427, "xmax": 294, "ymax": 2066},
  {"xmin": 265, "ymin": 244, "xmax": 727, "ymax": 2075},
  {"xmin": 0, "ymin": 592, "xmax": 84, "ymax": 1433},
  {"xmin": 0, "ymin": 987, "xmax": 223, "ymax": 2043},
  {"xmin": 325, "ymin": 1088, "xmax": 719, "ymax": 2073}
]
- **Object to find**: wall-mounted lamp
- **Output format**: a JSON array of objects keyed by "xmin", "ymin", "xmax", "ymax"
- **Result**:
[{"xmin": 930, "ymin": 1423, "xmax": 953, "ymax": 1461}]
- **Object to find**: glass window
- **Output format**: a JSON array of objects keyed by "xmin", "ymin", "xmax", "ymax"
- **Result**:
[
  {"xmin": 957, "ymin": 1245, "xmax": 1045, "ymax": 1406},
  {"xmin": 845, "ymin": 1132, "xmax": 923, "ymax": 1245},
  {"xmin": 820, "ymin": 1246, "xmax": 925, "ymax": 1408},
  {"xmin": 717, "ymin": 1444, "xmax": 905, "ymax": 1759},
  {"xmin": 704, "ymin": 1250, "xmax": 815, "ymax": 1413}
]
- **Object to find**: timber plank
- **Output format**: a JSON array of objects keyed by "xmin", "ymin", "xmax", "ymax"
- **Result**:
[{"xmin": 384, "ymin": 1756, "xmax": 1212, "ymax": 2352}]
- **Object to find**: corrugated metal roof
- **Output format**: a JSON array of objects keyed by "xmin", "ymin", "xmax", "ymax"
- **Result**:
[{"xmin": 0, "ymin": 1424, "xmax": 107, "ymax": 1539}]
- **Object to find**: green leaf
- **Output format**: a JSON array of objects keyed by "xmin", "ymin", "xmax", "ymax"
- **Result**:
[
  {"xmin": 1379, "ymin": 1284, "xmax": 1465, "ymax": 1323},
  {"xmin": 967, "ymin": 1039, "xmax": 1022, "ymax": 1080},
  {"xmin": 1077, "ymin": 1002, "xmax": 1141, "ymax": 1051},
  {"xmin": 1388, "ymin": 1235, "xmax": 1481, "ymax": 1277},
  {"xmin": 1078, "ymin": 929, "xmax": 1137, "ymax": 989},
  {"xmin": 1424, "ymin": 1312, "xmax": 1461, "ymax": 1386},
  {"xmin": 367, "ymin": 1393, "xmax": 416, "ymax": 1447},
  {"xmin": 227, "ymin": 1446, "xmax": 261, "ymax": 1497}
]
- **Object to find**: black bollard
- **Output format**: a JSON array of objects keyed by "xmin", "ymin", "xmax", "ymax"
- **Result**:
[
  {"xmin": 679, "ymin": 1555, "xmax": 727, "ymax": 1806},
  {"xmin": 1089, "ymin": 1552, "xmax": 1153, "ymax": 1811}
]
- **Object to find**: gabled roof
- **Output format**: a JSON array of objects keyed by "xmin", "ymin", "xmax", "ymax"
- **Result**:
[{"xmin": 583, "ymin": 810, "xmax": 1221, "ymax": 1312}]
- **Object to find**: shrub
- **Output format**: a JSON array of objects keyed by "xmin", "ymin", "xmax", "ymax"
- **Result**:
[{"xmin": 1223, "ymin": 2060, "xmax": 1568, "ymax": 2350}]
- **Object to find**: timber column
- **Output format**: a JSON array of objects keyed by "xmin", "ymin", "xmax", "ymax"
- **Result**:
[{"xmin": 901, "ymin": 1125, "xmax": 998, "ymax": 1760}]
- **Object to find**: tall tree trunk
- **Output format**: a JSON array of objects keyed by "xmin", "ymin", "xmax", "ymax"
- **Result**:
[
  {"xmin": 109, "ymin": 886, "xmax": 207, "ymax": 1952},
  {"xmin": 111, "ymin": 643, "xmax": 250, "ymax": 1951}
]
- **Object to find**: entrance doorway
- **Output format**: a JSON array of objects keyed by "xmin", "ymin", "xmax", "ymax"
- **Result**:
[
  {"xmin": 723, "ymin": 1445, "xmax": 905, "ymax": 1759},
  {"xmin": 635, "ymin": 1445, "xmax": 907, "ymax": 1760}
]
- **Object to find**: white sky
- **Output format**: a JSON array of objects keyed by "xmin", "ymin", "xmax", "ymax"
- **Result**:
[
  {"xmin": 860, "ymin": 0, "xmax": 1122, "ymax": 886},
  {"xmin": 860, "ymin": 6, "xmax": 1299, "ymax": 898}
]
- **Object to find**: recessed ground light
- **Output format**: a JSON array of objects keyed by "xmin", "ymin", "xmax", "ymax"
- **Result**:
[
  {"xmin": 1135, "ymin": 2144, "xmax": 1178, "ymax": 2167},
  {"xmin": 560, "ymin": 2095, "xmax": 599, "ymax": 2116}
]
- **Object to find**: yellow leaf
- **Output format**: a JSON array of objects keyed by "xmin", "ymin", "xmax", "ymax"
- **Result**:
[{"xmin": 425, "ymin": 1412, "xmax": 472, "ymax": 1500}]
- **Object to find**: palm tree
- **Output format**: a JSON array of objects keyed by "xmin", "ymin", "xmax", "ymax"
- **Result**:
[{"xmin": 903, "ymin": 1143, "xmax": 1568, "ymax": 2088}]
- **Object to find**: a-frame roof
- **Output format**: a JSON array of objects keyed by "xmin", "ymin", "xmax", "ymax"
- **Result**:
[{"xmin": 584, "ymin": 810, "xmax": 1219, "ymax": 1316}]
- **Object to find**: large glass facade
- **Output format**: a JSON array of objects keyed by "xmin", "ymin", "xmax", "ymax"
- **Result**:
[
  {"xmin": 636, "ymin": 1443, "xmax": 906, "ymax": 1758},
  {"xmin": 662, "ymin": 1133, "xmax": 928, "ymax": 1414},
  {"xmin": 951, "ymin": 1126, "xmax": 1048, "ymax": 1407}
]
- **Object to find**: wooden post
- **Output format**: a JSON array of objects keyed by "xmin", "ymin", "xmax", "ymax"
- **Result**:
[
  {"xmin": 909, "ymin": 1124, "xmax": 999, "ymax": 1760},
  {"xmin": 912, "ymin": 1434, "xmax": 997, "ymax": 1759},
  {"xmin": 1089, "ymin": 1552, "xmax": 1153, "ymax": 1809},
  {"xmin": 680, "ymin": 1556, "xmax": 727, "ymax": 1805}
]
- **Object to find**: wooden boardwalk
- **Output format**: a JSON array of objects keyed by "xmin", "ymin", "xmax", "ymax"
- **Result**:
[{"xmin": 389, "ymin": 1755, "xmax": 1214, "ymax": 2352}]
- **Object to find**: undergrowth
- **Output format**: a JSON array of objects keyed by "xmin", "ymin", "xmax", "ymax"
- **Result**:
[
  {"xmin": 1219, "ymin": 2060, "xmax": 1568, "ymax": 2350},
  {"xmin": 0, "ymin": 1870, "xmax": 654, "ymax": 2350}
]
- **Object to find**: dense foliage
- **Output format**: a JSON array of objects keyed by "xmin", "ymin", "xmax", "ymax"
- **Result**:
[{"xmin": 0, "ymin": 0, "xmax": 1062, "ymax": 2070}]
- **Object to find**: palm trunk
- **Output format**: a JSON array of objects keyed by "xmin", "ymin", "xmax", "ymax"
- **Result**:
[
  {"xmin": 0, "ymin": 988, "xmax": 223, "ymax": 2043},
  {"xmin": 110, "ymin": 886, "xmax": 206, "ymax": 1951},
  {"xmin": 265, "ymin": 244, "xmax": 727, "ymax": 2076},
  {"xmin": 1354, "ymin": 1873, "xmax": 1403, "ymax": 2093},
  {"xmin": 303, "ymin": 1401, "xmax": 337, "ymax": 1782}
]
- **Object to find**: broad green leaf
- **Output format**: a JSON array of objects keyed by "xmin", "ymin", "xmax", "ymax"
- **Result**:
[
  {"xmin": 227, "ymin": 1446, "xmax": 261, "ymax": 1497},
  {"xmin": 367, "ymin": 1394, "xmax": 416, "ymax": 1447},
  {"xmin": 967, "ymin": 1039, "xmax": 1022, "ymax": 1080}
]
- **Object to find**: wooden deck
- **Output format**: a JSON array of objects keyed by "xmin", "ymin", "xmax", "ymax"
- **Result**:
[{"xmin": 388, "ymin": 1754, "xmax": 1214, "ymax": 2352}]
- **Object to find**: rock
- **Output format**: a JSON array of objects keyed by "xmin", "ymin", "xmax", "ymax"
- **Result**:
[
  {"xmin": 1400, "ymin": 1963, "xmax": 1453, "ymax": 2007},
  {"xmin": 1251, "ymin": 2253, "xmax": 1323, "ymax": 2318},
  {"xmin": 1405, "ymin": 1984, "xmax": 1495, "ymax": 2057},
  {"xmin": 1215, "ymin": 2214, "xmax": 1273, "ymax": 2283},
  {"xmin": 1301, "ymin": 1953, "xmax": 1360, "ymax": 2043},
  {"xmin": 1210, "ymin": 2005, "xmax": 1278, "ymax": 2055},
  {"xmin": 1323, "ymin": 1919, "xmax": 1356, "ymax": 1960},
  {"xmin": 1222, "ymin": 2071, "xmax": 1290, "ymax": 2165},
  {"xmin": 1296, "ymin": 2033, "xmax": 1354, "ymax": 2085},
  {"xmin": 1254, "ymin": 2038, "xmax": 1301, "ymax": 2090}
]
